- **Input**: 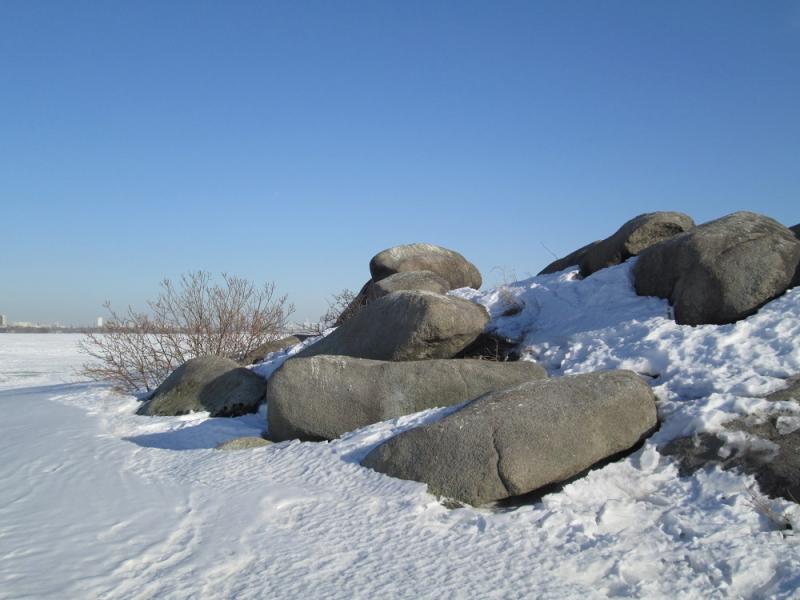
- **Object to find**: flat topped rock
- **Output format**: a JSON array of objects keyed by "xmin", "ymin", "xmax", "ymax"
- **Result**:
[
  {"xmin": 634, "ymin": 211, "xmax": 800, "ymax": 325},
  {"xmin": 137, "ymin": 355, "xmax": 267, "ymax": 417},
  {"xmin": 362, "ymin": 370, "xmax": 658, "ymax": 506},
  {"xmin": 267, "ymin": 356, "xmax": 548, "ymax": 441},
  {"xmin": 298, "ymin": 290, "xmax": 489, "ymax": 361},
  {"xmin": 370, "ymin": 243, "xmax": 482, "ymax": 290}
]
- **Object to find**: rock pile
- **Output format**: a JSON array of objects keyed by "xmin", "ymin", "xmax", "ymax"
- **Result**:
[{"xmin": 266, "ymin": 242, "xmax": 659, "ymax": 506}]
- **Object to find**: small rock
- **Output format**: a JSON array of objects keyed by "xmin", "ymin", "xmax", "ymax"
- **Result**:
[
  {"xmin": 137, "ymin": 356, "xmax": 266, "ymax": 417},
  {"xmin": 216, "ymin": 436, "xmax": 272, "ymax": 450},
  {"xmin": 241, "ymin": 336, "xmax": 305, "ymax": 365}
]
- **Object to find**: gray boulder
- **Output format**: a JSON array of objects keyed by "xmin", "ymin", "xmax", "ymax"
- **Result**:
[
  {"xmin": 267, "ymin": 356, "xmax": 548, "ymax": 442},
  {"xmin": 137, "ymin": 356, "xmax": 267, "ymax": 417},
  {"xmin": 370, "ymin": 243, "xmax": 482, "ymax": 290},
  {"xmin": 791, "ymin": 223, "xmax": 799, "ymax": 239},
  {"xmin": 362, "ymin": 370, "xmax": 658, "ymax": 506},
  {"xmin": 216, "ymin": 436, "xmax": 272, "ymax": 450},
  {"xmin": 539, "ymin": 212, "xmax": 694, "ymax": 277},
  {"xmin": 241, "ymin": 335, "xmax": 304, "ymax": 365},
  {"xmin": 372, "ymin": 270, "xmax": 450, "ymax": 298},
  {"xmin": 298, "ymin": 290, "xmax": 489, "ymax": 361},
  {"xmin": 634, "ymin": 212, "xmax": 800, "ymax": 325}
]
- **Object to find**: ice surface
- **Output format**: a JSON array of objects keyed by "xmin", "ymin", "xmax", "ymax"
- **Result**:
[{"xmin": 2, "ymin": 263, "xmax": 800, "ymax": 598}]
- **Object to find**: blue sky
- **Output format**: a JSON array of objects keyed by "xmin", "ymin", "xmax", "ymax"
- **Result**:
[{"xmin": 1, "ymin": 1, "xmax": 798, "ymax": 325}]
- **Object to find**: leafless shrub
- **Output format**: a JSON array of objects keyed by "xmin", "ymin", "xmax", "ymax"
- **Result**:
[
  {"xmin": 79, "ymin": 272, "xmax": 294, "ymax": 393},
  {"xmin": 314, "ymin": 288, "xmax": 358, "ymax": 333}
]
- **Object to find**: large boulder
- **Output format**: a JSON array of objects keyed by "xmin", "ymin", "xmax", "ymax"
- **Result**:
[
  {"xmin": 634, "ymin": 212, "xmax": 800, "ymax": 325},
  {"xmin": 370, "ymin": 243, "xmax": 482, "ymax": 290},
  {"xmin": 267, "ymin": 356, "xmax": 548, "ymax": 441},
  {"xmin": 137, "ymin": 356, "xmax": 266, "ymax": 417},
  {"xmin": 362, "ymin": 370, "xmax": 657, "ymax": 506},
  {"xmin": 538, "ymin": 212, "xmax": 694, "ymax": 277},
  {"xmin": 298, "ymin": 290, "xmax": 489, "ymax": 361}
]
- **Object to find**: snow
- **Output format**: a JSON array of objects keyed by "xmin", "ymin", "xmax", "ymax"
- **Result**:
[{"xmin": 2, "ymin": 263, "xmax": 800, "ymax": 598}]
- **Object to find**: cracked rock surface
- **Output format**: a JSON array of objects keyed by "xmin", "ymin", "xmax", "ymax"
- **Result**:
[{"xmin": 362, "ymin": 370, "xmax": 658, "ymax": 506}]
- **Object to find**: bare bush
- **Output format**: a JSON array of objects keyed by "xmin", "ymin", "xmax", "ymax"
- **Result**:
[
  {"xmin": 80, "ymin": 272, "xmax": 294, "ymax": 393},
  {"xmin": 316, "ymin": 288, "xmax": 358, "ymax": 332}
]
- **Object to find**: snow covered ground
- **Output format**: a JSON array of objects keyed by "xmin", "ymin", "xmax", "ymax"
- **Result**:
[{"xmin": 2, "ymin": 262, "xmax": 800, "ymax": 599}]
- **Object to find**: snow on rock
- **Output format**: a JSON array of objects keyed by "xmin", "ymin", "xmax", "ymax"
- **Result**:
[{"xmin": 454, "ymin": 260, "xmax": 800, "ymax": 442}]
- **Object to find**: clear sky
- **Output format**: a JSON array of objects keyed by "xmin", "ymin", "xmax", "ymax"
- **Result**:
[{"xmin": 1, "ymin": 1, "xmax": 798, "ymax": 325}]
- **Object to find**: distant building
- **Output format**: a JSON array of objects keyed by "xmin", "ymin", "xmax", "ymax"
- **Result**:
[
  {"xmin": 96, "ymin": 317, "xmax": 104, "ymax": 328},
  {"xmin": 0, "ymin": 314, "xmax": 6, "ymax": 327}
]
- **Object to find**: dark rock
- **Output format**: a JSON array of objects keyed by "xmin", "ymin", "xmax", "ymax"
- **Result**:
[
  {"xmin": 370, "ymin": 243, "xmax": 482, "ymax": 290},
  {"xmin": 267, "ymin": 356, "xmax": 548, "ymax": 441},
  {"xmin": 372, "ymin": 270, "xmax": 450, "ymax": 298},
  {"xmin": 362, "ymin": 370, "xmax": 658, "ymax": 506},
  {"xmin": 661, "ymin": 412, "xmax": 800, "ymax": 504},
  {"xmin": 216, "ymin": 436, "xmax": 272, "ymax": 450},
  {"xmin": 538, "ymin": 241, "xmax": 600, "ymax": 276},
  {"xmin": 241, "ymin": 335, "xmax": 304, "ymax": 365},
  {"xmin": 137, "ymin": 356, "xmax": 267, "ymax": 417},
  {"xmin": 454, "ymin": 332, "xmax": 520, "ymax": 361},
  {"xmin": 579, "ymin": 212, "xmax": 695, "ymax": 277},
  {"xmin": 334, "ymin": 280, "xmax": 374, "ymax": 327},
  {"xmin": 791, "ymin": 223, "xmax": 800, "ymax": 239},
  {"xmin": 538, "ymin": 212, "xmax": 694, "ymax": 277},
  {"xmin": 766, "ymin": 376, "xmax": 800, "ymax": 402},
  {"xmin": 634, "ymin": 212, "xmax": 800, "ymax": 325},
  {"xmin": 298, "ymin": 290, "xmax": 489, "ymax": 361}
]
